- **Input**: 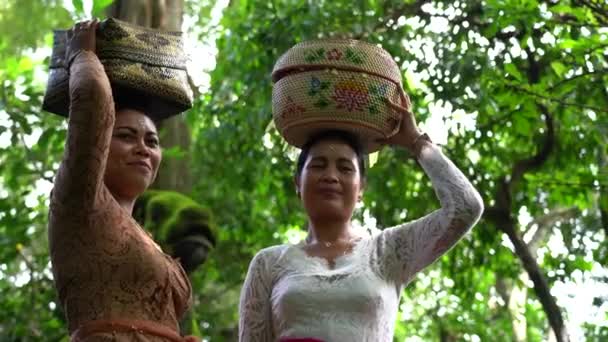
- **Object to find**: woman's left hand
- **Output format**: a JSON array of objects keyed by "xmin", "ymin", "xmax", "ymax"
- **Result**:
[
  {"xmin": 378, "ymin": 104, "xmax": 422, "ymax": 153},
  {"xmin": 66, "ymin": 19, "xmax": 99, "ymax": 69}
]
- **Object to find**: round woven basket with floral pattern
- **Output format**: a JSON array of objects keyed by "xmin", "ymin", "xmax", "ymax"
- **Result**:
[{"xmin": 272, "ymin": 39, "xmax": 411, "ymax": 153}]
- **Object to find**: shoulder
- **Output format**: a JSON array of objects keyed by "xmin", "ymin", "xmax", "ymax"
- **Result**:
[
  {"xmin": 251, "ymin": 244, "xmax": 291, "ymax": 264},
  {"xmin": 245, "ymin": 244, "xmax": 293, "ymax": 284}
]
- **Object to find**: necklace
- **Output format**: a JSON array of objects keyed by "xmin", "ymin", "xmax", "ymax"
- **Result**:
[{"xmin": 313, "ymin": 235, "xmax": 361, "ymax": 248}]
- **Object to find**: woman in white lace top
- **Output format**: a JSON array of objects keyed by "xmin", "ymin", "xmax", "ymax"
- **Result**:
[{"xmin": 239, "ymin": 107, "xmax": 484, "ymax": 342}]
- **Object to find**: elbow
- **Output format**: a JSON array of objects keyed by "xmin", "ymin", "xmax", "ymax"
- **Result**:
[
  {"xmin": 69, "ymin": 73, "xmax": 112, "ymax": 103},
  {"xmin": 467, "ymin": 189, "xmax": 484, "ymax": 224},
  {"xmin": 68, "ymin": 55, "xmax": 112, "ymax": 106},
  {"xmin": 68, "ymin": 73, "xmax": 114, "ymax": 124}
]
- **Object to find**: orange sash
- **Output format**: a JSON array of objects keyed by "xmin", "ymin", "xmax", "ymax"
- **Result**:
[{"xmin": 71, "ymin": 318, "xmax": 199, "ymax": 342}]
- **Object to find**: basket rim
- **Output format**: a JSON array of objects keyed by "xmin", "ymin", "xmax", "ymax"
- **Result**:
[
  {"xmin": 282, "ymin": 38, "xmax": 393, "ymax": 54},
  {"xmin": 272, "ymin": 63, "xmax": 402, "ymax": 85},
  {"xmin": 102, "ymin": 17, "xmax": 184, "ymax": 35},
  {"xmin": 279, "ymin": 118, "xmax": 396, "ymax": 153}
]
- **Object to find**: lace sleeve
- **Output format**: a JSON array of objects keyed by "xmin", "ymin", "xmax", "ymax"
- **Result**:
[
  {"xmin": 239, "ymin": 250, "xmax": 275, "ymax": 342},
  {"xmin": 51, "ymin": 51, "xmax": 115, "ymax": 211},
  {"xmin": 373, "ymin": 143, "xmax": 484, "ymax": 285}
]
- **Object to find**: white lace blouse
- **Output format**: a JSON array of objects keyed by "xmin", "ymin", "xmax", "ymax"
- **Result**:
[{"xmin": 239, "ymin": 143, "xmax": 484, "ymax": 342}]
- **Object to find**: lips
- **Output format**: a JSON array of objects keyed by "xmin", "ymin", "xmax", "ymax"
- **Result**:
[
  {"xmin": 127, "ymin": 161, "xmax": 152, "ymax": 172},
  {"xmin": 317, "ymin": 187, "xmax": 342, "ymax": 196}
]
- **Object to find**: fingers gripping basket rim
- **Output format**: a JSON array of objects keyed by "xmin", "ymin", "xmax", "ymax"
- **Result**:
[{"xmin": 271, "ymin": 39, "xmax": 412, "ymax": 152}]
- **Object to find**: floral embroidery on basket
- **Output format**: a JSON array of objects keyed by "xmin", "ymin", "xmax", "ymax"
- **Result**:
[
  {"xmin": 344, "ymin": 48, "xmax": 364, "ymax": 65},
  {"xmin": 308, "ymin": 76, "xmax": 332, "ymax": 108},
  {"xmin": 331, "ymin": 79, "xmax": 369, "ymax": 112},
  {"xmin": 306, "ymin": 76, "xmax": 391, "ymax": 114},
  {"xmin": 303, "ymin": 47, "xmax": 365, "ymax": 65},
  {"xmin": 281, "ymin": 96, "xmax": 306, "ymax": 118},
  {"xmin": 304, "ymin": 48, "xmax": 326, "ymax": 63},
  {"xmin": 326, "ymin": 48, "xmax": 343, "ymax": 60},
  {"xmin": 368, "ymin": 83, "xmax": 389, "ymax": 114}
]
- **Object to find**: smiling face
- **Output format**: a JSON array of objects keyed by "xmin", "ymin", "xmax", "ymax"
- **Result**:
[
  {"xmin": 104, "ymin": 108, "xmax": 161, "ymax": 201},
  {"xmin": 296, "ymin": 137, "xmax": 364, "ymax": 222}
]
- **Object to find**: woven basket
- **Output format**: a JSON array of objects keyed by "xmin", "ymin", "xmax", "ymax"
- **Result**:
[
  {"xmin": 272, "ymin": 39, "xmax": 411, "ymax": 152},
  {"xmin": 42, "ymin": 18, "xmax": 193, "ymax": 121}
]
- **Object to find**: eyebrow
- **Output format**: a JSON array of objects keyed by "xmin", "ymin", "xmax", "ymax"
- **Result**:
[
  {"xmin": 115, "ymin": 126, "xmax": 158, "ymax": 136},
  {"xmin": 309, "ymin": 156, "xmax": 354, "ymax": 165},
  {"xmin": 337, "ymin": 158, "xmax": 355, "ymax": 165}
]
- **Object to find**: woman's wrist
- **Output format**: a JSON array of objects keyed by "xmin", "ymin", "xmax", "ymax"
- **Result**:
[{"xmin": 409, "ymin": 132, "xmax": 433, "ymax": 158}]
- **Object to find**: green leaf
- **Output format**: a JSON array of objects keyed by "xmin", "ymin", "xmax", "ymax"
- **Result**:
[
  {"xmin": 92, "ymin": 0, "xmax": 114, "ymax": 17},
  {"xmin": 72, "ymin": 0, "xmax": 84, "ymax": 14},
  {"xmin": 504, "ymin": 63, "xmax": 523, "ymax": 81},
  {"xmin": 162, "ymin": 146, "xmax": 186, "ymax": 159},
  {"xmin": 513, "ymin": 115, "xmax": 530, "ymax": 134},
  {"xmin": 190, "ymin": 312, "xmax": 202, "ymax": 337},
  {"xmin": 550, "ymin": 61, "xmax": 567, "ymax": 77}
]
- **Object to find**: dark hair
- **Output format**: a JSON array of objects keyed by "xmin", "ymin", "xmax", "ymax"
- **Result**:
[
  {"xmin": 296, "ymin": 130, "xmax": 367, "ymax": 182},
  {"xmin": 113, "ymin": 89, "xmax": 160, "ymax": 129}
]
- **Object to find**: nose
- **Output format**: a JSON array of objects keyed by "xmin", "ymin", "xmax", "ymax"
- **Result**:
[
  {"xmin": 320, "ymin": 165, "xmax": 339, "ymax": 183},
  {"xmin": 134, "ymin": 138, "xmax": 150, "ymax": 157}
]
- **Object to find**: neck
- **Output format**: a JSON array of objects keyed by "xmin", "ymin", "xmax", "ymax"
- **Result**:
[
  {"xmin": 115, "ymin": 197, "xmax": 136, "ymax": 214},
  {"xmin": 306, "ymin": 217, "xmax": 352, "ymax": 244}
]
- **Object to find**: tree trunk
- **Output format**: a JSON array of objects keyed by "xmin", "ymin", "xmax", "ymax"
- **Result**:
[
  {"xmin": 498, "ymin": 207, "xmax": 578, "ymax": 341},
  {"xmin": 484, "ymin": 101, "xmax": 570, "ymax": 341},
  {"xmin": 497, "ymin": 215, "xmax": 569, "ymax": 342},
  {"xmin": 598, "ymin": 131, "xmax": 608, "ymax": 236},
  {"xmin": 105, "ymin": 0, "xmax": 196, "ymax": 336},
  {"xmin": 107, "ymin": 0, "xmax": 192, "ymax": 193}
]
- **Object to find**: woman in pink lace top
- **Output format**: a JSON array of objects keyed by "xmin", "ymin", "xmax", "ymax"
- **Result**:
[{"xmin": 47, "ymin": 20, "xmax": 197, "ymax": 342}]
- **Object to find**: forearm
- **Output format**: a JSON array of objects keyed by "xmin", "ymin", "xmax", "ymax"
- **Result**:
[
  {"xmin": 52, "ymin": 51, "xmax": 115, "ymax": 208},
  {"xmin": 416, "ymin": 142, "xmax": 484, "ymax": 254},
  {"xmin": 68, "ymin": 50, "xmax": 115, "ymax": 130}
]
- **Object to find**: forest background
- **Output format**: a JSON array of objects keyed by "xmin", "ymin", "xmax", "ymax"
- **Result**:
[{"xmin": 0, "ymin": 0, "xmax": 607, "ymax": 341}]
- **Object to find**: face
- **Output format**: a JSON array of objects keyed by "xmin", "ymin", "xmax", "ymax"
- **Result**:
[
  {"xmin": 296, "ymin": 138, "xmax": 364, "ymax": 222},
  {"xmin": 104, "ymin": 108, "xmax": 161, "ymax": 200}
]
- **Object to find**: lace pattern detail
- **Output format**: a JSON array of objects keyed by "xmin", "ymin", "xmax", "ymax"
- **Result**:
[
  {"xmin": 239, "ymin": 144, "xmax": 483, "ymax": 342},
  {"xmin": 48, "ymin": 51, "xmax": 192, "ymax": 341},
  {"xmin": 372, "ymin": 144, "xmax": 484, "ymax": 285}
]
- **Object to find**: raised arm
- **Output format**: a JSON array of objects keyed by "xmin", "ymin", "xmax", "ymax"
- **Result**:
[
  {"xmin": 239, "ymin": 250, "xmax": 275, "ymax": 342},
  {"xmin": 374, "ymin": 140, "xmax": 484, "ymax": 285},
  {"xmin": 51, "ymin": 20, "xmax": 115, "ymax": 210}
]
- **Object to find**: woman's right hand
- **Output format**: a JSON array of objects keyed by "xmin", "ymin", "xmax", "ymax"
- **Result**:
[{"xmin": 66, "ymin": 19, "xmax": 98, "ymax": 69}]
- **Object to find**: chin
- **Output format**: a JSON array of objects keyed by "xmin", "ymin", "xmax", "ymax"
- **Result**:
[
  {"xmin": 123, "ymin": 176, "xmax": 152, "ymax": 197},
  {"xmin": 308, "ymin": 206, "xmax": 349, "ymax": 221}
]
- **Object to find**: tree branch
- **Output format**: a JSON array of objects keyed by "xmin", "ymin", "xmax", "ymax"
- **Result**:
[
  {"xmin": 549, "ymin": 69, "xmax": 608, "ymax": 91},
  {"xmin": 497, "ymin": 218, "xmax": 570, "ymax": 341},
  {"xmin": 188, "ymin": 74, "xmax": 201, "ymax": 99},
  {"xmin": 509, "ymin": 105, "xmax": 555, "ymax": 189},
  {"xmin": 478, "ymin": 108, "xmax": 520, "ymax": 132},
  {"xmin": 508, "ymin": 84, "xmax": 608, "ymax": 113},
  {"xmin": 362, "ymin": 0, "xmax": 429, "ymax": 38},
  {"xmin": 575, "ymin": 0, "xmax": 608, "ymax": 25},
  {"xmin": 525, "ymin": 207, "xmax": 579, "ymax": 254},
  {"xmin": 486, "ymin": 47, "xmax": 571, "ymax": 340}
]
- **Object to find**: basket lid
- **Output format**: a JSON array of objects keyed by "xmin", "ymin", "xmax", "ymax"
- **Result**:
[
  {"xmin": 272, "ymin": 39, "xmax": 402, "ymax": 86},
  {"xmin": 48, "ymin": 18, "xmax": 187, "ymax": 70}
]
